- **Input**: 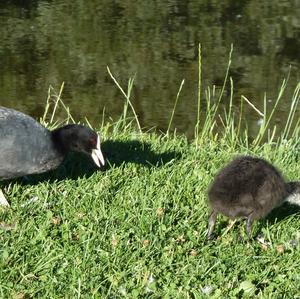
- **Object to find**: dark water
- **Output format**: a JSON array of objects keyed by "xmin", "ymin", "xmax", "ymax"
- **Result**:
[{"xmin": 0, "ymin": 0, "xmax": 299, "ymax": 138}]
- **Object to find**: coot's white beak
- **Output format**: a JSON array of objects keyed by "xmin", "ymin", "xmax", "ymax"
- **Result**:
[{"xmin": 91, "ymin": 136, "xmax": 105, "ymax": 167}]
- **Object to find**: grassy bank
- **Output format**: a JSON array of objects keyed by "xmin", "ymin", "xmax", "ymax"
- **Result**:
[{"xmin": 1, "ymin": 60, "xmax": 300, "ymax": 297}]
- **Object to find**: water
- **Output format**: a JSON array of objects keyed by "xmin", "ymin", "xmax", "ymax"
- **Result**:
[{"xmin": 0, "ymin": 0, "xmax": 299, "ymax": 138}]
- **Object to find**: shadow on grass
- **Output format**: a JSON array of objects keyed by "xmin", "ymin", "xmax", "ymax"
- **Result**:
[
  {"xmin": 2, "ymin": 139, "xmax": 180, "ymax": 186},
  {"xmin": 265, "ymin": 202, "xmax": 300, "ymax": 224},
  {"xmin": 249, "ymin": 203, "xmax": 300, "ymax": 237},
  {"xmin": 101, "ymin": 139, "xmax": 180, "ymax": 169}
]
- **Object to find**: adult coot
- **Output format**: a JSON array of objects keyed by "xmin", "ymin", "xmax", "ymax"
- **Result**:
[
  {"xmin": 207, "ymin": 156, "xmax": 300, "ymax": 239},
  {"xmin": 0, "ymin": 107, "xmax": 105, "ymax": 206}
]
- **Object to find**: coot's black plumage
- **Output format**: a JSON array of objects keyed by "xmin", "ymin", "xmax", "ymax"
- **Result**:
[
  {"xmin": 0, "ymin": 107, "xmax": 105, "ymax": 205},
  {"xmin": 207, "ymin": 156, "xmax": 300, "ymax": 239}
]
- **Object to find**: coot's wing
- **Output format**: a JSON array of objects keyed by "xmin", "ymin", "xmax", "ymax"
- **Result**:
[{"xmin": 0, "ymin": 107, "xmax": 63, "ymax": 179}]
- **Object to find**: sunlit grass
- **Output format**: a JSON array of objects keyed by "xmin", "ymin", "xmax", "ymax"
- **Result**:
[{"xmin": 0, "ymin": 52, "xmax": 300, "ymax": 297}]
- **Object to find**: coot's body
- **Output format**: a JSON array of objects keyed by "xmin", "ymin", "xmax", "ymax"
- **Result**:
[
  {"xmin": 0, "ymin": 107, "xmax": 63, "ymax": 179},
  {"xmin": 207, "ymin": 156, "xmax": 300, "ymax": 239}
]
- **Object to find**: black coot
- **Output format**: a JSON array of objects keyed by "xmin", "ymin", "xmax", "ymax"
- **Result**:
[
  {"xmin": 207, "ymin": 156, "xmax": 300, "ymax": 239},
  {"xmin": 0, "ymin": 107, "xmax": 105, "ymax": 206}
]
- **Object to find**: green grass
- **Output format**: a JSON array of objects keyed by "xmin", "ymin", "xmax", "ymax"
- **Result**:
[
  {"xmin": 1, "ymin": 56, "xmax": 300, "ymax": 298},
  {"xmin": 1, "ymin": 128, "xmax": 300, "ymax": 298}
]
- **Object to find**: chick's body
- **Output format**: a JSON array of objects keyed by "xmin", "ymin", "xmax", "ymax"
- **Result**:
[{"xmin": 207, "ymin": 156, "xmax": 288, "ymax": 238}]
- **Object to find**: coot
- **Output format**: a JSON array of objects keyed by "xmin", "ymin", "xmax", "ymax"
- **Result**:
[
  {"xmin": 207, "ymin": 155, "xmax": 300, "ymax": 239},
  {"xmin": 0, "ymin": 107, "xmax": 105, "ymax": 206}
]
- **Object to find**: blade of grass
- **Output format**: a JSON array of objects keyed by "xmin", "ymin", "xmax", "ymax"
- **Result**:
[
  {"xmin": 282, "ymin": 82, "xmax": 300, "ymax": 139},
  {"xmin": 50, "ymin": 82, "xmax": 65, "ymax": 124},
  {"xmin": 107, "ymin": 66, "xmax": 142, "ymax": 133},
  {"xmin": 195, "ymin": 43, "xmax": 202, "ymax": 139},
  {"xmin": 241, "ymin": 95, "xmax": 264, "ymax": 117},
  {"xmin": 167, "ymin": 79, "xmax": 185, "ymax": 134}
]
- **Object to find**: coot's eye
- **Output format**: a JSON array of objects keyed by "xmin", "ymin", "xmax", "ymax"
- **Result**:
[{"xmin": 89, "ymin": 137, "xmax": 97, "ymax": 147}]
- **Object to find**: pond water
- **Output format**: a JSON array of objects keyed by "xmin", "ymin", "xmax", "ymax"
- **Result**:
[{"xmin": 0, "ymin": 0, "xmax": 299, "ymax": 138}]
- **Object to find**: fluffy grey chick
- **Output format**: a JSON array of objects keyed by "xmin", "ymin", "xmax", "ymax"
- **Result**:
[{"xmin": 207, "ymin": 155, "xmax": 300, "ymax": 239}]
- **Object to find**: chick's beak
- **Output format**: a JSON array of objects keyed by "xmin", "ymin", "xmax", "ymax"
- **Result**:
[{"xmin": 91, "ymin": 136, "xmax": 105, "ymax": 167}]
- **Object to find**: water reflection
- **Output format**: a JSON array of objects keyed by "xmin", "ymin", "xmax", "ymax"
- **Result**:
[{"xmin": 0, "ymin": 0, "xmax": 299, "ymax": 138}]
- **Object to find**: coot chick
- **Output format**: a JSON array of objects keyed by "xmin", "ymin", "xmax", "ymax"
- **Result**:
[
  {"xmin": 0, "ymin": 107, "xmax": 105, "ymax": 206},
  {"xmin": 207, "ymin": 155, "xmax": 300, "ymax": 239}
]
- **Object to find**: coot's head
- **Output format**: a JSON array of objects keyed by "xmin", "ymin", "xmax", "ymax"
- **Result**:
[{"xmin": 52, "ymin": 124, "xmax": 105, "ymax": 167}]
